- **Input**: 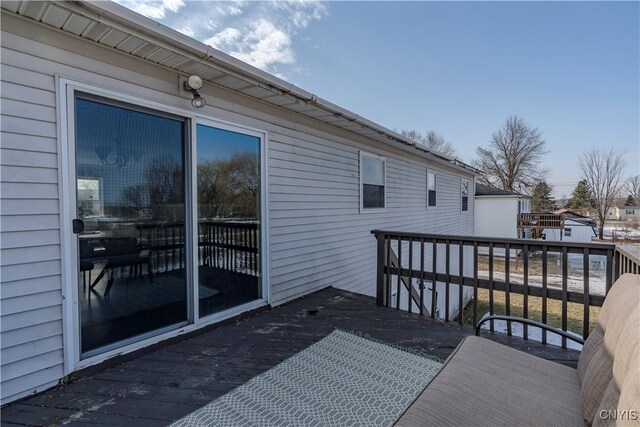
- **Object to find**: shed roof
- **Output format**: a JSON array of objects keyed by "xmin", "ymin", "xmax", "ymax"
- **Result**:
[
  {"xmin": 1, "ymin": 0, "xmax": 479, "ymax": 176},
  {"xmin": 475, "ymin": 183, "xmax": 528, "ymax": 198}
]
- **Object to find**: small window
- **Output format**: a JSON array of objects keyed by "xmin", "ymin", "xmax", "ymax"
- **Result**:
[
  {"xmin": 461, "ymin": 179, "xmax": 469, "ymax": 212},
  {"xmin": 360, "ymin": 152, "xmax": 385, "ymax": 211},
  {"xmin": 565, "ymin": 227, "xmax": 572, "ymax": 237},
  {"xmin": 427, "ymin": 171, "xmax": 437, "ymax": 207}
]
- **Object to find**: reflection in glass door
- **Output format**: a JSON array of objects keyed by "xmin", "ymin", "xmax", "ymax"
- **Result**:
[
  {"xmin": 196, "ymin": 124, "xmax": 262, "ymax": 317},
  {"xmin": 75, "ymin": 96, "xmax": 188, "ymax": 355}
]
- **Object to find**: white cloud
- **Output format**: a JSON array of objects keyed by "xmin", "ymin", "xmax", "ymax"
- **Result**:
[
  {"xmin": 114, "ymin": 0, "xmax": 185, "ymax": 19},
  {"xmin": 114, "ymin": 0, "xmax": 328, "ymax": 78},
  {"xmin": 204, "ymin": 27, "xmax": 242, "ymax": 49},
  {"xmin": 224, "ymin": 19, "xmax": 295, "ymax": 70}
]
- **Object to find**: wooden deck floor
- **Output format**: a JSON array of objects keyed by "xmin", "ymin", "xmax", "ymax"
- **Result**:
[{"xmin": 2, "ymin": 287, "xmax": 580, "ymax": 426}]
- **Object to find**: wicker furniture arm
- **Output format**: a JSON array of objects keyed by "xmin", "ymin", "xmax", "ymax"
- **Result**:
[{"xmin": 475, "ymin": 315, "xmax": 585, "ymax": 345}]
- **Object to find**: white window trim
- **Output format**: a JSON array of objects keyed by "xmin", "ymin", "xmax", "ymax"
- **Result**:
[
  {"xmin": 56, "ymin": 76, "xmax": 271, "ymax": 375},
  {"xmin": 359, "ymin": 150, "xmax": 387, "ymax": 213},
  {"xmin": 426, "ymin": 169, "xmax": 437, "ymax": 209},
  {"xmin": 461, "ymin": 178, "xmax": 470, "ymax": 213}
]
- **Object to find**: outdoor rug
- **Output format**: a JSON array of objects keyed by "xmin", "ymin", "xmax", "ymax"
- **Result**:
[{"xmin": 170, "ymin": 329, "xmax": 443, "ymax": 427}]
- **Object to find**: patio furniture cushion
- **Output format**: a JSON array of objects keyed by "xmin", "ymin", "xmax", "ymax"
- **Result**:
[
  {"xmin": 394, "ymin": 335, "xmax": 583, "ymax": 427},
  {"xmin": 578, "ymin": 273, "xmax": 640, "ymax": 426}
]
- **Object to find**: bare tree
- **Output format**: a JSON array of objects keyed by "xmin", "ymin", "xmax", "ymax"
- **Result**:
[
  {"xmin": 579, "ymin": 149, "xmax": 626, "ymax": 239},
  {"xmin": 474, "ymin": 116, "xmax": 548, "ymax": 193},
  {"xmin": 624, "ymin": 175, "xmax": 640, "ymax": 205},
  {"xmin": 400, "ymin": 129, "xmax": 457, "ymax": 158}
]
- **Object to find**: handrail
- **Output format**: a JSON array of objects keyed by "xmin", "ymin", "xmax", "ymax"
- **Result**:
[
  {"xmin": 475, "ymin": 315, "xmax": 585, "ymax": 345},
  {"xmin": 371, "ymin": 230, "xmax": 616, "ymax": 251}
]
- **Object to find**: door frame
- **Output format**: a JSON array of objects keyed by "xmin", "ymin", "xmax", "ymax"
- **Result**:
[{"xmin": 56, "ymin": 76, "xmax": 270, "ymax": 374}]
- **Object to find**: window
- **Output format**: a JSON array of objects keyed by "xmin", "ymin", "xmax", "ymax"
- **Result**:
[
  {"xmin": 461, "ymin": 179, "xmax": 469, "ymax": 211},
  {"xmin": 360, "ymin": 152, "xmax": 385, "ymax": 210},
  {"xmin": 62, "ymin": 81, "xmax": 268, "ymax": 361},
  {"xmin": 427, "ymin": 171, "xmax": 437, "ymax": 207},
  {"xmin": 565, "ymin": 227, "xmax": 572, "ymax": 237}
]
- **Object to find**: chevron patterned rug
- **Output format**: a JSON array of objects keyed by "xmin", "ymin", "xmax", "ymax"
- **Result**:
[{"xmin": 170, "ymin": 330, "xmax": 442, "ymax": 427}]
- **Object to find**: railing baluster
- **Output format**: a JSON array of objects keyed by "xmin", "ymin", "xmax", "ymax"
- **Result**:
[
  {"xmin": 473, "ymin": 242, "xmax": 478, "ymax": 328},
  {"xmin": 505, "ymin": 243, "xmax": 511, "ymax": 336},
  {"xmin": 376, "ymin": 233, "xmax": 386, "ymax": 306},
  {"xmin": 445, "ymin": 239, "xmax": 450, "ymax": 322},
  {"xmin": 562, "ymin": 247, "xmax": 568, "ymax": 349},
  {"xmin": 583, "ymin": 247, "xmax": 590, "ymax": 340},
  {"xmin": 458, "ymin": 241, "xmax": 464, "ymax": 325},
  {"xmin": 408, "ymin": 237, "xmax": 414, "ymax": 313},
  {"xmin": 489, "ymin": 242, "xmax": 494, "ymax": 332},
  {"xmin": 396, "ymin": 236, "xmax": 402, "ymax": 310},
  {"xmin": 542, "ymin": 245, "xmax": 548, "ymax": 345},
  {"xmin": 523, "ymin": 244, "xmax": 529, "ymax": 340},
  {"xmin": 162, "ymin": 227, "xmax": 169, "ymax": 271},
  {"xmin": 386, "ymin": 236, "xmax": 392, "ymax": 308},
  {"xmin": 420, "ymin": 238, "xmax": 425, "ymax": 315},
  {"xmin": 605, "ymin": 248, "xmax": 613, "ymax": 295},
  {"xmin": 431, "ymin": 239, "xmax": 437, "ymax": 318}
]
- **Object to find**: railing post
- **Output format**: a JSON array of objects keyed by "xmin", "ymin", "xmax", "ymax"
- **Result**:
[{"xmin": 375, "ymin": 232, "xmax": 387, "ymax": 306}]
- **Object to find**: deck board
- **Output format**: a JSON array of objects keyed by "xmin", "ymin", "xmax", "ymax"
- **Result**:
[{"xmin": 1, "ymin": 287, "xmax": 580, "ymax": 426}]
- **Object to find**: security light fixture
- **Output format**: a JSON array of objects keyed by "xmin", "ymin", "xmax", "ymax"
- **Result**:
[{"xmin": 183, "ymin": 75, "xmax": 206, "ymax": 108}]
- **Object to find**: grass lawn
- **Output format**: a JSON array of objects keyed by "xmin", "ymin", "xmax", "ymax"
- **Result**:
[{"xmin": 462, "ymin": 288, "xmax": 601, "ymax": 335}]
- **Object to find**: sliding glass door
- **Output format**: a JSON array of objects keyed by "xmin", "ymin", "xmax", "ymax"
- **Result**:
[
  {"xmin": 196, "ymin": 124, "xmax": 262, "ymax": 317},
  {"xmin": 75, "ymin": 95, "xmax": 188, "ymax": 355},
  {"xmin": 72, "ymin": 91, "xmax": 264, "ymax": 358}
]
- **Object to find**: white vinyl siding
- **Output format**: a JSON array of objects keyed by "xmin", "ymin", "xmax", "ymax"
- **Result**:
[
  {"xmin": 1, "ymin": 28, "xmax": 64, "ymax": 403},
  {"xmin": 0, "ymin": 12, "xmax": 476, "ymax": 403}
]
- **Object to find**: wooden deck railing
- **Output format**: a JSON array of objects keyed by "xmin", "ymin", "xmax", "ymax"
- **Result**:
[
  {"xmin": 371, "ymin": 230, "xmax": 636, "ymax": 348},
  {"xmin": 136, "ymin": 220, "xmax": 259, "ymax": 275},
  {"xmin": 614, "ymin": 244, "xmax": 640, "ymax": 278}
]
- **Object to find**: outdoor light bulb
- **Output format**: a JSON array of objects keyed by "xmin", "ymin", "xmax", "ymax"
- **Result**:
[
  {"xmin": 191, "ymin": 94, "xmax": 206, "ymax": 108},
  {"xmin": 187, "ymin": 75, "xmax": 203, "ymax": 90}
]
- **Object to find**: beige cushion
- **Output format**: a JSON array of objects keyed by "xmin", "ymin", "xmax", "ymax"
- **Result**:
[
  {"xmin": 578, "ymin": 325, "xmax": 605, "ymax": 384},
  {"xmin": 616, "ymin": 361, "xmax": 640, "ymax": 427},
  {"xmin": 579, "ymin": 327, "xmax": 613, "ymax": 425},
  {"xmin": 395, "ymin": 336, "xmax": 583, "ymax": 427},
  {"xmin": 579, "ymin": 274, "xmax": 640, "ymax": 425}
]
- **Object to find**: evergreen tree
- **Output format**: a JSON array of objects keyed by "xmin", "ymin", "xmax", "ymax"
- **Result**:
[
  {"xmin": 624, "ymin": 195, "xmax": 635, "ymax": 206},
  {"xmin": 531, "ymin": 181, "xmax": 554, "ymax": 212},
  {"xmin": 565, "ymin": 180, "xmax": 593, "ymax": 214}
]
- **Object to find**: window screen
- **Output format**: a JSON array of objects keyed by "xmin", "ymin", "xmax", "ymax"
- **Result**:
[
  {"xmin": 427, "ymin": 171, "xmax": 436, "ymax": 207},
  {"xmin": 362, "ymin": 155, "xmax": 385, "ymax": 209}
]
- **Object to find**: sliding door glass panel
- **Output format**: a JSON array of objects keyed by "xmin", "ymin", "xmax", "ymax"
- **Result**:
[
  {"xmin": 75, "ymin": 96, "xmax": 187, "ymax": 355},
  {"xmin": 196, "ymin": 124, "xmax": 261, "ymax": 317}
]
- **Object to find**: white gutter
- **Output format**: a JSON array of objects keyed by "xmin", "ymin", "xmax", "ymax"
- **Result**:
[{"xmin": 60, "ymin": 1, "xmax": 480, "ymax": 176}]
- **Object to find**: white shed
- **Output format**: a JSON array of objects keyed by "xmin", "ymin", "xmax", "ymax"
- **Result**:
[
  {"xmin": 544, "ymin": 210, "xmax": 597, "ymax": 243},
  {"xmin": 0, "ymin": 1, "xmax": 478, "ymax": 403},
  {"xmin": 474, "ymin": 183, "xmax": 531, "ymax": 239}
]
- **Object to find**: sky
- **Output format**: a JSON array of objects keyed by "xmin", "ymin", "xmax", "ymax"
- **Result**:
[{"xmin": 114, "ymin": 0, "xmax": 640, "ymax": 198}]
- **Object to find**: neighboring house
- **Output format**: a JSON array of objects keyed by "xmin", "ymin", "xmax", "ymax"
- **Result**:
[
  {"xmin": 543, "ymin": 209, "xmax": 597, "ymax": 243},
  {"xmin": 607, "ymin": 206, "xmax": 620, "ymax": 220},
  {"xmin": 0, "ymin": 2, "xmax": 477, "ymax": 403},
  {"xmin": 474, "ymin": 183, "xmax": 531, "ymax": 239},
  {"xmin": 606, "ymin": 206, "xmax": 640, "ymax": 221}
]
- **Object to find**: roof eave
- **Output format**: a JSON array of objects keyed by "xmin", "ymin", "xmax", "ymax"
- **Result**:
[{"xmin": 60, "ymin": 1, "xmax": 480, "ymax": 176}]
